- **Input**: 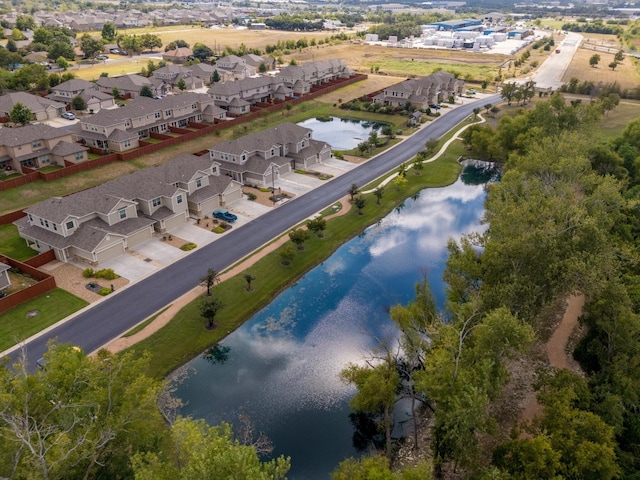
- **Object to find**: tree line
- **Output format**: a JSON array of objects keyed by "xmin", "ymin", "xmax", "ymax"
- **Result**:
[{"xmin": 332, "ymin": 93, "xmax": 640, "ymax": 478}]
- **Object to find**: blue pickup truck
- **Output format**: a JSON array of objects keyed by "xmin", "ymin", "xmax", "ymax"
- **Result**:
[{"xmin": 213, "ymin": 209, "xmax": 238, "ymax": 223}]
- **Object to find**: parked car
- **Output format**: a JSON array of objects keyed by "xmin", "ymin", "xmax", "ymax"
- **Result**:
[
  {"xmin": 110, "ymin": 48, "xmax": 127, "ymax": 55},
  {"xmin": 96, "ymin": 54, "xmax": 109, "ymax": 60},
  {"xmin": 429, "ymin": 103, "xmax": 442, "ymax": 110},
  {"xmin": 61, "ymin": 112, "xmax": 76, "ymax": 120},
  {"xmin": 212, "ymin": 209, "xmax": 238, "ymax": 222}
]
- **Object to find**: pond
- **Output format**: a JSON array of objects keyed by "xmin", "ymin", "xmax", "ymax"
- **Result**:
[
  {"xmin": 297, "ymin": 117, "xmax": 386, "ymax": 150},
  {"xmin": 174, "ymin": 160, "xmax": 499, "ymax": 479}
]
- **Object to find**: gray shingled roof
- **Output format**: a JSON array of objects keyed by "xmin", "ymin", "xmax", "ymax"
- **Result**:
[
  {"xmin": 52, "ymin": 79, "xmax": 97, "ymax": 93},
  {"xmin": 0, "ymin": 92, "xmax": 65, "ymax": 115},
  {"xmin": 0, "ymin": 124, "xmax": 72, "ymax": 147},
  {"xmin": 207, "ymin": 76, "xmax": 279, "ymax": 97},
  {"xmin": 51, "ymin": 141, "xmax": 87, "ymax": 157},
  {"xmin": 211, "ymin": 122, "xmax": 312, "ymax": 156}
]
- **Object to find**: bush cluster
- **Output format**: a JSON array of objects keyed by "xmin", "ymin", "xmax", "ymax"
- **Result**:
[
  {"xmin": 82, "ymin": 268, "xmax": 119, "ymax": 280},
  {"xmin": 180, "ymin": 243, "xmax": 197, "ymax": 251}
]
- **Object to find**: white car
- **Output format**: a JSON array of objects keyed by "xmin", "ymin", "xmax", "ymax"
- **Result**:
[{"xmin": 61, "ymin": 112, "xmax": 76, "ymax": 120}]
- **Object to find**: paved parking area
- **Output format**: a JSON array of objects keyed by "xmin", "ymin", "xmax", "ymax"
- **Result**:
[
  {"xmin": 168, "ymin": 222, "xmax": 217, "ymax": 246},
  {"xmin": 131, "ymin": 238, "xmax": 187, "ymax": 264}
]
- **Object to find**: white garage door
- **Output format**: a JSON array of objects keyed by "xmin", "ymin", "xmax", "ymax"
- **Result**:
[
  {"xmin": 96, "ymin": 242, "xmax": 125, "ymax": 264},
  {"xmin": 127, "ymin": 226, "xmax": 153, "ymax": 248}
]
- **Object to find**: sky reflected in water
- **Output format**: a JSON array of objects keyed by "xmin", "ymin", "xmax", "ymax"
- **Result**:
[{"xmin": 175, "ymin": 163, "xmax": 493, "ymax": 479}]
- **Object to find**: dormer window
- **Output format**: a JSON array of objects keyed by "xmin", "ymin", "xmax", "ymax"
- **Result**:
[
  {"xmin": 152, "ymin": 197, "xmax": 161, "ymax": 207},
  {"xmin": 66, "ymin": 220, "xmax": 74, "ymax": 229},
  {"xmin": 119, "ymin": 208, "xmax": 127, "ymax": 219},
  {"xmin": 196, "ymin": 178, "xmax": 202, "ymax": 188},
  {"xmin": 32, "ymin": 140, "xmax": 42, "ymax": 149}
]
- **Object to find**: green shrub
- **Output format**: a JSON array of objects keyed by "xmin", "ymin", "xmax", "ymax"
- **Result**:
[
  {"xmin": 98, "ymin": 288, "xmax": 111, "ymax": 296},
  {"xmin": 246, "ymin": 192, "xmax": 257, "ymax": 201},
  {"xmin": 180, "ymin": 243, "xmax": 197, "ymax": 251},
  {"xmin": 82, "ymin": 268, "xmax": 94, "ymax": 278},
  {"xmin": 95, "ymin": 268, "xmax": 119, "ymax": 280},
  {"xmin": 259, "ymin": 187, "xmax": 271, "ymax": 193},
  {"xmin": 333, "ymin": 151, "xmax": 344, "ymax": 159},
  {"xmin": 213, "ymin": 226, "xmax": 226, "ymax": 234}
]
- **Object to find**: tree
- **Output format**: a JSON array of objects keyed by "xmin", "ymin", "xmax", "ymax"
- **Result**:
[
  {"xmin": 374, "ymin": 185, "xmax": 384, "ymax": 205},
  {"xmin": 101, "ymin": 21, "xmax": 117, "ymax": 42},
  {"xmin": 614, "ymin": 49, "xmax": 625, "ymax": 62},
  {"xmin": 56, "ymin": 56, "xmax": 68, "ymax": 70},
  {"xmin": 200, "ymin": 268, "xmax": 220, "ymax": 296},
  {"xmin": 9, "ymin": 102, "xmax": 32, "ymax": 125},
  {"xmin": 71, "ymin": 95, "xmax": 87, "ymax": 111},
  {"xmin": 212, "ymin": 69, "xmax": 221, "ymax": 83},
  {"xmin": 589, "ymin": 53, "xmax": 601, "ymax": 67},
  {"xmin": 6, "ymin": 38, "xmax": 16, "ymax": 52},
  {"xmin": 244, "ymin": 273, "xmax": 255, "ymax": 292},
  {"xmin": 164, "ymin": 39, "xmax": 189, "ymax": 52},
  {"xmin": 177, "ymin": 78, "xmax": 186, "ymax": 91},
  {"xmin": 140, "ymin": 85, "xmax": 154, "ymax": 98},
  {"xmin": 112, "ymin": 87, "xmax": 121, "ymax": 99},
  {"xmin": 306, "ymin": 217, "xmax": 326, "ymax": 238},
  {"xmin": 193, "ymin": 42, "xmax": 213, "ymax": 60},
  {"xmin": 288, "ymin": 228, "xmax": 310, "ymax": 250},
  {"xmin": 80, "ymin": 34, "xmax": 104, "ymax": 61},
  {"xmin": 289, "ymin": 58, "xmax": 297, "ymax": 66},
  {"xmin": 397, "ymin": 162, "xmax": 407, "ymax": 178},
  {"xmin": 354, "ymin": 196, "xmax": 366, "ymax": 215},
  {"xmin": 425, "ymin": 138, "xmax": 439, "ymax": 154},
  {"xmin": 200, "ymin": 297, "xmax": 224, "ymax": 329},
  {"xmin": 348, "ymin": 183, "xmax": 360, "ymax": 201},
  {"xmin": 48, "ymin": 41, "xmax": 75, "ymax": 61},
  {"xmin": 258, "ymin": 62, "xmax": 267, "ymax": 73},
  {"xmin": 341, "ymin": 349, "xmax": 400, "ymax": 459},
  {"xmin": 140, "ymin": 33, "xmax": 162, "ymax": 53},
  {"xmin": 279, "ymin": 244, "xmax": 296, "ymax": 265},
  {"xmin": 0, "ymin": 343, "xmax": 164, "ymax": 480},
  {"xmin": 119, "ymin": 35, "xmax": 143, "ymax": 56},
  {"xmin": 609, "ymin": 61, "xmax": 618, "ymax": 70},
  {"xmin": 472, "ymin": 107, "xmax": 481, "ymax": 120},
  {"xmin": 15, "ymin": 14, "xmax": 36, "ymax": 31},
  {"xmin": 131, "ymin": 418, "xmax": 290, "ymax": 479},
  {"xmin": 500, "ymin": 82, "xmax": 518, "ymax": 105}
]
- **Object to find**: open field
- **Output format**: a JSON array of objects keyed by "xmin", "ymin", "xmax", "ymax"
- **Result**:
[
  {"xmin": 563, "ymin": 43, "xmax": 639, "ymax": 91},
  {"xmin": 71, "ymin": 57, "xmax": 162, "ymax": 81},
  {"xmin": 87, "ymin": 25, "xmax": 340, "ymax": 51}
]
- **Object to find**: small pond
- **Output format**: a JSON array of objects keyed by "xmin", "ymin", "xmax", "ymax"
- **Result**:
[
  {"xmin": 297, "ymin": 117, "xmax": 386, "ymax": 150},
  {"xmin": 174, "ymin": 160, "xmax": 499, "ymax": 479}
]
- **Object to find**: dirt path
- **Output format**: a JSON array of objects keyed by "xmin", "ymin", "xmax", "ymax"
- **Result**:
[
  {"xmin": 101, "ymin": 197, "xmax": 352, "ymax": 354},
  {"xmin": 520, "ymin": 294, "xmax": 585, "ymax": 423}
]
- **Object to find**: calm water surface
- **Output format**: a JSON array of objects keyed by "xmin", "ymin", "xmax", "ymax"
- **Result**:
[
  {"xmin": 297, "ymin": 117, "xmax": 385, "ymax": 150},
  {"xmin": 175, "ymin": 161, "xmax": 498, "ymax": 479}
]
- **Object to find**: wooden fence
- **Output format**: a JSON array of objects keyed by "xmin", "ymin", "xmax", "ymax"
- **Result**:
[{"xmin": 0, "ymin": 255, "xmax": 56, "ymax": 315}]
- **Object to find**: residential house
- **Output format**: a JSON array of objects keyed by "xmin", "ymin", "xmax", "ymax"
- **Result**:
[
  {"xmin": 96, "ymin": 74, "xmax": 168, "ymax": 99},
  {"xmin": 189, "ymin": 63, "xmax": 233, "ymax": 85},
  {"xmin": 241, "ymin": 54, "xmax": 276, "ymax": 72},
  {"xmin": 73, "ymin": 93, "xmax": 222, "ymax": 153},
  {"xmin": 162, "ymin": 47, "xmax": 194, "ymax": 64},
  {"xmin": 214, "ymin": 55, "xmax": 256, "ymax": 80},
  {"xmin": 47, "ymin": 79, "xmax": 115, "ymax": 113},
  {"xmin": 0, "ymin": 123, "xmax": 88, "ymax": 173},
  {"xmin": 277, "ymin": 59, "xmax": 352, "ymax": 96},
  {"xmin": 207, "ymin": 76, "xmax": 290, "ymax": 115},
  {"xmin": 0, "ymin": 263, "xmax": 10, "ymax": 291},
  {"xmin": 209, "ymin": 122, "xmax": 331, "ymax": 186},
  {"xmin": 152, "ymin": 65, "xmax": 204, "ymax": 91},
  {"xmin": 372, "ymin": 71, "xmax": 466, "ymax": 109},
  {"xmin": 0, "ymin": 92, "xmax": 65, "ymax": 122},
  {"xmin": 15, "ymin": 153, "xmax": 242, "ymax": 265}
]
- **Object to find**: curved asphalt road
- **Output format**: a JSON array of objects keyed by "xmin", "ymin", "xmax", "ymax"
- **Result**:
[{"xmin": 8, "ymin": 95, "xmax": 500, "ymax": 369}]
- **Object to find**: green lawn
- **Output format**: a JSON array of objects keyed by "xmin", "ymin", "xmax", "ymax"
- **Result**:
[
  {"xmin": 127, "ymin": 141, "xmax": 467, "ymax": 378},
  {"xmin": 0, "ymin": 289, "xmax": 88, "ymax": 351},
  {"xmin": 0, "ymin": 224, "xmax": 38, "ymax": 261}
]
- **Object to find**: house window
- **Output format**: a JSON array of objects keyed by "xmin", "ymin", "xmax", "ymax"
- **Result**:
[
  {"xmin": 165, "ymin": 110, "xmax": 171, "ymax": 116},
  {"xmin": 125, "ymin": 120, "xmax": 131, "ymax": 127},
  {"xmin": 32, "ymin": 140, "xmax": 42, "ymax": 148},
  {"xmin": 196, "ymin": 178, "xmax": 202, "ymax": 188},
  {"xmin": 152, "ymin": 197, "xmax": 161, "ymax": 207},
  {"xmin": 39, "ymin": 218, "xmax": 44, "ymax": 226},
  {"xmin": 119, "ymin": 208, "xmax": 127, "ymax": 219},
  {"xmin": 53, "ymin": 224, "xmax": 57, "ymax": 231},
  {"xmin": 75, "ymin": 151, "xmax": 84, "ymax": 161},
  {"xmin": 39, "ymin": 155, "xmax": 50, "ymax": 163},
  {"xmin": 271, "ymin": 149, "xmax": 275, "ymax": 156},
  {"xmin": 155, "ymin": 112, "xmax": 161, "ymax": 119},
  {"xmin": 212, "ymin": 166, "xmax": 217, "ymax": 174},
  {"xmin": 28, "ymin": 214, "xmax": 33, "ymax": 222},
  {"xmin": 124, "ymin": 140, "xmax": 131, "ymax": 148},
  {"xmin": 44, "ymin": 220, "xmax": 49, "ymax": 228},
  {"xmin": 66, "ymin": 220, "xmax": 74, "ymax": 229},
  {"xmin": 176, "ymin": 195, "xmax": 183, "ymax": 204}
]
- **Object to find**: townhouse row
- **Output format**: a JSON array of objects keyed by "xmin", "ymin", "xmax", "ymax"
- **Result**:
[{"xmin": 15, "ymin": 122, "xmax": 332, "ymax": 266}]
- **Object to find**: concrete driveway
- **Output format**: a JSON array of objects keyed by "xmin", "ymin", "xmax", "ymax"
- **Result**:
[
  {"xmin": 168, "ymin": 222, "xmax": 217, "ymax": 246},
  {"xmin": 99, "ymin": 254, "xmax": 158, "ymax": 282},
  {"xmin": 131, "ymin": 238, "xmax": 187, "ymax": 265}
]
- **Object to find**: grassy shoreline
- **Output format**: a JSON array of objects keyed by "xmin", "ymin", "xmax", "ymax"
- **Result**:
[{"xmin": 127, "ymin": 137, "xmax": 468, "ymax": 379}]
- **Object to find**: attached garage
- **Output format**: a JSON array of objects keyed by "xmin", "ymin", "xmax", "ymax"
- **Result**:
[
  {"xmin": 164, "ymin": 212, "xmax": 188, "ymax": 232},
  {"xmin": 222, "ymin": 184, "xmax": 243, "ymax": 204},
  {"xmin": 95, "ymin": 241, "xmax": 125, "ymax": 264},
  {"xmin": 191, "ymin": 197, "xmax": 220, "ymax": 217},
  {"xmin": 127, "ymin": 225, "xmax": 154, "ymax": 248}
]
